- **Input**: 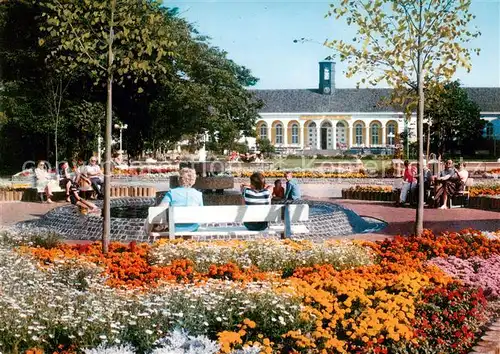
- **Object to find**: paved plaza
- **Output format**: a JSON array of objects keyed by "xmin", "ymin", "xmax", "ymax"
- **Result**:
[{"xmin": 1, "ymin": 183, "xmax": 498, "ymax": 241}]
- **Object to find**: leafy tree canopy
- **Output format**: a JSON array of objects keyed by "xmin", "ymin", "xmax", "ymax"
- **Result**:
[
  {"xmin": 425, "ymin": 81, "xmax": 484, "ymax": 156},
  {"xmin": 0, "ymin": 0, "xmax": 261, "ymax": 173}
]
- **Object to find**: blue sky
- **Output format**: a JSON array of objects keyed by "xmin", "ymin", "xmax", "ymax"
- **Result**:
[{"xmin": 166, "ymin": 0, "xmax": 500, "ymax": 89}]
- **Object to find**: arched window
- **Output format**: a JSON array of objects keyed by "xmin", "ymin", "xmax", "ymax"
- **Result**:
[
  {"xmin": 275, "ymin": 123, "xmax": 283, "ymax": 144},
  {"xmin": 259, "ymin": 123, "xmax": 268, "ymax": 140},
  {"xmin": 355, "ymin": 123, "xmax": 363, "ymax": 145},
  {"xmin": 291, "ymin": 123, "xmax": 299, "ymax": 144},
  {"xmin": 485, "ymin": 122, "xmax": 494, "ymax": 139},
  {"xmin": 387, "ymin": 123, "xmax": 396, "ymax": 145},
  {"xmin": 371, "ymin": 123, "xmax": 381, "ymax": 145}
]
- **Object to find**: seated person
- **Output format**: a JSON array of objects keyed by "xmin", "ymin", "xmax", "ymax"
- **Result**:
[
  {"xmin": 284, "ymin": 171, "xmax": 301, "ymax": 201},
  {"xmin": 457, "ymin": 162, "xmax": 469, "ymax": 188},
  {"xmin": 415, "ymin": 162, "xmax": 433, "ymax": 205},
  {"xmin": 272, "ymin": 179, "xmax": 285, "ymax": 200},
  {"xmin": 68, "ymin": 182, "xmax": 99, "ymax": 214},
  {"xmin": 159, "ymin": 167, "xmax": 203, "ymax": 232},
  {"xmin": 240, "ymin": 152, "xmax": 256, "ymax": 163},
  {"xmin": 240, "ymin": 172, "xmax": 272, "ymax": 231},
  {"xmin": 35, "ymin": 161, "xmax": 56, "ymax": 204},
  {"xmin": 58, "ymin": 161, "xmax": 73, "ymax": 202},
  {"xmin": 111, "ymin": 153, "xmax": 122, "ymax": 168},
  {"xmin": 396, "ymin": 160, "xmax": 416, "ymax": 207},
  {"xmin": 433, "ymin": 159, "xmax": 461, "ymax": 209},
  {"xmin": 85, "ymin": 157, "xmax": 104, "ymax": 199}
]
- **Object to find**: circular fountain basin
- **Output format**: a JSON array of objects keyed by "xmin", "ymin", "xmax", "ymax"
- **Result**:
[{"xmin": 24, "ymin": 198, "xmax": 387, "ymax": 242}]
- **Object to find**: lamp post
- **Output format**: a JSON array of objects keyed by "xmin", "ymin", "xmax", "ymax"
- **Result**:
[
  {"xmin": 114, "ymin": 123, "xmax": 128, "ymax": 158},
  {"xmin": 404, "ymin": 119, "xmax": 409, "ymax": 159}
]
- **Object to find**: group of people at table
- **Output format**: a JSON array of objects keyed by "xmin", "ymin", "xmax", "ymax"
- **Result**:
[
  {"xmin": 158, "ymin": 168, "xmax": 301, "ymax": 233},
  {"xmin": 397, "ymin": 159, "xmax": 469, "ymax": 209}
]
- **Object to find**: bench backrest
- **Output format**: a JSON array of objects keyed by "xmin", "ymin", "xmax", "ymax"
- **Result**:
[{"xmin": 148, "ymin": 204, "xmax": 309, "ymax": 225}]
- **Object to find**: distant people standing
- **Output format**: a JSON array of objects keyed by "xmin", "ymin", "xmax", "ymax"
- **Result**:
[
  {"xmin": 284, "ymin": 171, "xmax": 301, "ymax": 201},
  {"xmin": 240, "ymin": 172, "xmax": 272, "ymax": 231}
]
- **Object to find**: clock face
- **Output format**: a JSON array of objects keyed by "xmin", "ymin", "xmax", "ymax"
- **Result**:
[{"xmin": 323, "ymin": 86, "xmax": 331, "ymax": 94}]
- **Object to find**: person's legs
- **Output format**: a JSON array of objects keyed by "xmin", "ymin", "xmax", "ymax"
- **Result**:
[
  {"xmin": 434, "ymin": 183, "xmax": 444, "ymax": 208},
  {"xmin": 399, "ymin": 183, "xmax": 410, "ymax": 204},
  {"xmin": 65, "ymin": 180, "xmax": 72, "ymax": 201},
  {"xmin": 439, "ymin": 190, "xmax": 448, "ymax": 209},
  {"xmin": 90, "ymin": 177, "xmax": 103, "ymax": 197},
  {"xmin": 79, "ymin": 198, "xmax": 98, "ymax": 210},
  {"xmin": 409, "ymin": 182, "xmax": 417, "ymax": 205},
  {"xmin": 45, "ymin": 184, "xmax": 54, "ymax": 203}
]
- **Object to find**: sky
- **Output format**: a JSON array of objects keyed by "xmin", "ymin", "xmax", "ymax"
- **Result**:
[{"xmin": 165, "ymin": 0, "xmax": 500, "ymax": 90}]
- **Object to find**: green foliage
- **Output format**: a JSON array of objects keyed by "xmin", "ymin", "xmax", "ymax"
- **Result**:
[
  {"xmin": 424, "ymin": 81, "xmax": 484, "ymax": 156},
  {"xmin": 0, "ymin": 0, "xmax": 261, "ymax": 173},
  {"xmin": 38, "ymin": 0, "xmax": 176, "ymax": 86},
  {"xmin": 326, "ymin": 0, "xmax": 480, "ymax": 112},
  {"xmin": 256, "ymin": 138, "xmax": 275, "ymax": 156},
  {"xmin": 27, "ymin": 232, "xmax": 62, "ymax": 249}
]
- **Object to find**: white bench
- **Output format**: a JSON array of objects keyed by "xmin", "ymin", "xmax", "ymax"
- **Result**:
[{"xmin": 146, "ymin": 204, "xmax": 310, "ymax": 239}]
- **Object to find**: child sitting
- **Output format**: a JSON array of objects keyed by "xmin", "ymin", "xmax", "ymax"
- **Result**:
[{"xmin": 272, "ymin": 179, "xmax": 285, "ymax": 200}]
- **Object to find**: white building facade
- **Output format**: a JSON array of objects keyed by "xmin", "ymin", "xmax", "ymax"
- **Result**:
[
  {"xmin": 245, "ymin": 61, "xmax": 500, "ymax": 154},
  {"xmin": 254, "ymin": 112, "xmax": 407, "ymax": 152}
]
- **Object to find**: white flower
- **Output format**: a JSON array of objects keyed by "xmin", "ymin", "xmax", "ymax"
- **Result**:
[{"xmin": 145, "ymin": 329, "xmax": 153, "ymax": 335}]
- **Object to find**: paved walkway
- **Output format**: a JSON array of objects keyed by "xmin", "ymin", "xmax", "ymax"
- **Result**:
[
  {"xmin": 1, "ymin": 186, "xmax": 498, "ymax": 242},
  {"xmin": 0, "ymin": 201, "xmax": 62, "ymax": 226},
  {"xmin": 305, "ymin": 198, "xmax": 499, "ymax": 241}
]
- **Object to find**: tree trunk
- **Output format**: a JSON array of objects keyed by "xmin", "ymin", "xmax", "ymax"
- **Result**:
[
  {"xmin": 55, "ymin": 116, "xmax": 59, "ymax": 173},
  {"xmin": 415, "ymin": 69, "xmax": 425, "ymax": 235},
  {"xmin": 415, "ymin": 4, "xmax": 424, "ymax": 236},
  {"xmin": 102, "ymin": 1, "xmax": 115, "ymax": 254}
]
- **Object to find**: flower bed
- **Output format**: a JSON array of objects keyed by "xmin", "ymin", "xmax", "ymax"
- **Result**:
[
  {"xmin": 469, "ymin": 184, "xmax": 500, "ymax": 197},
  {"xmin": 113, "ymin": 167, "xmax": 178, "ymax": 176},
  {"xmin": 1, "ymin": 229, "xmax": 499, "ymax": 353},
  {"xmin": 342, "ymin": 185, "xmax": 396, "ymax": 201},
  {"xmin": 233, "ymin": 170, "xmax": 367, "ymax": 179}
]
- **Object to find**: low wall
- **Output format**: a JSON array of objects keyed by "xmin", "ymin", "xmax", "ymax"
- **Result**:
[
  {"xmin": 341, "ymin": 188, "xmax": 500, "ymax": 211},
  {"xmin": 0, "ymin": 186, "xmax": 157, "ymax": 202}
]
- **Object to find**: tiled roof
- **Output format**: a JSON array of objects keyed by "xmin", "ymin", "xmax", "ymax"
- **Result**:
[{"xmin": 251, "ymin": 87, "xmax": 500, "ymax": 113}]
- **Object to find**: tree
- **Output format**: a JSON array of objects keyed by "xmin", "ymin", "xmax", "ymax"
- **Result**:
[
  {"xmin": 39, "ymin": 0, "xmax": 177, "ymax": 252},
  {"xmin": 256, "ymin": 138, "xmax": 275, "ymax": 157},
  {"xmin": 424, "ymin": 81, "xmax": 483, "ymax": 156},
  {"xmin": 146, "ymin": 14, "xmax": 262, "ymax": 152},
  {"xmin": 326, "ymin": 0, "xmax": 480, "ymax": 234}
]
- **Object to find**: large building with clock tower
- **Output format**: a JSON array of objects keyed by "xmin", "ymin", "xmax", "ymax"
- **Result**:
[{"xmin": 245, "ymin": 61, "xmax": 500, "ymax": 154}]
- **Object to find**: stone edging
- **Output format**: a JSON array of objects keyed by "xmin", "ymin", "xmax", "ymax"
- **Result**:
[
  {"xmin": 0, "ymin": 190, "xmax": 24, "ymax": 201},
  {"xmin": 0, "ymin": 186, "xmax": 157, "ymax": 202},
  {"xmin": 470, "ymin": 317, "xmax": 500, "ymax": 354},
  {"xmin": 468, "ymin": 196, "xmax": 500, "ymax": 211},
  {"xmin": 340, "ymin": 188, "xmax": 500, "ymax": 212}
]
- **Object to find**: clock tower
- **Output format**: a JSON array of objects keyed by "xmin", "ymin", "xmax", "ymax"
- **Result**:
[{"xmin": 319, "ymin": 61, "xmax": 335, "ymax": 95}]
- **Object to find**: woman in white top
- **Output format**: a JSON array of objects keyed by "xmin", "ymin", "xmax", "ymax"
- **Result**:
[
  {"xmin": 457, "ymin": 162, "xmax": 469, "ymax": 183},
  {"xmin": 34, "ymin": 161, "xmax": 54, "ymax": 203}
]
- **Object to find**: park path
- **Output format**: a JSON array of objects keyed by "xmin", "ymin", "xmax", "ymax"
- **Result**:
[{"xmin": 1, "ymin": 183, "xmax": 498, "ymax": 242}]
